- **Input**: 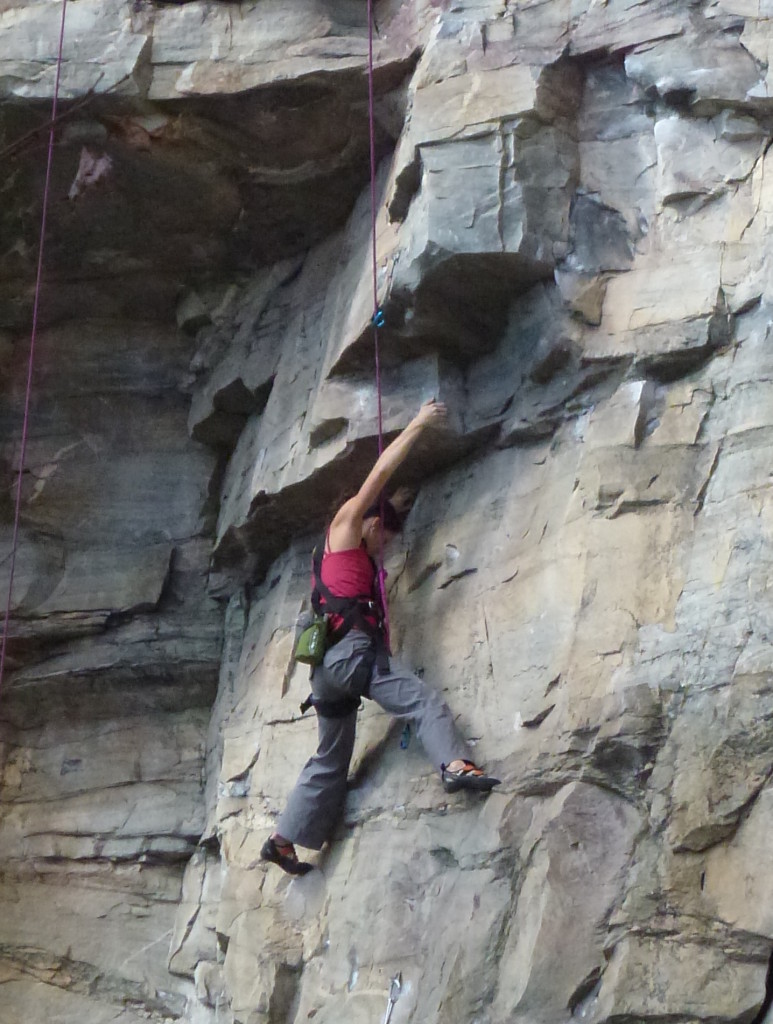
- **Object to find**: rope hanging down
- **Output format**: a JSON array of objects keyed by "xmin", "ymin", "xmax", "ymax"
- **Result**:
[
  {"xmin": 366, "ymin": 0, "xmax": 391, "ymax": 651},
  {"xmin": 0, "ymin": 0, "xmax": 69, "ymax": 697},
  {"xmin": 1, "ymin": 3, "xmax": 385, "ymax": 689}
]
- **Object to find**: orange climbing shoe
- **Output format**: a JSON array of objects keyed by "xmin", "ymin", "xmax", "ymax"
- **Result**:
[
  {"xmin": 260, "ymin": 836, "xmax": 314, "ymax": 876},
  {"xmin": 441, "ymin": 761, "xmax": 500, "ymax": 794}
]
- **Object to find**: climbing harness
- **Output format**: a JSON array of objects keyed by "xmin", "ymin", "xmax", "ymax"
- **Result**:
[
  {"xmin": 297, "ymin": 535, "xmax": 389, "ymax": 719},
  {"xmin": 0, "ymin": 0, "xmax": 69, "ymax": 699},
  {"xmin": 309, "ymin": 539, "xmax": 386, "ymax": 653},
  {"xmin": 298, "ymin": 692, "xmax": 361, "ymax": 719},
  {"xmin": 382, "ymin": 973, "xmax": 402, "ymax": 1024}
]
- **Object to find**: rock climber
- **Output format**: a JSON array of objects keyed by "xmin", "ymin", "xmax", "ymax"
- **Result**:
[{"xmin": 261, "ymin": 400, "xmax": 500, "ymax": 875}]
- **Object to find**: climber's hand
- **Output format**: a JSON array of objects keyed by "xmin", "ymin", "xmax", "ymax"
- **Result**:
[{"xmin": 411, "ymin": 399, "xmax": 447, "ymax": 431}]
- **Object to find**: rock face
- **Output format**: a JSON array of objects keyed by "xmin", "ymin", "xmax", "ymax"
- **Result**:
[{"xmin": 1, "ymin": 2, "xmax": 773, "ymax": 1023}]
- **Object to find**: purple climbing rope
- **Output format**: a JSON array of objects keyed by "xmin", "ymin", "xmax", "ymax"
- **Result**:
[
  {"xmin": 366, "ymin": 0, "xmax": 384, "ymax": 458},
  {"xmin": 366, "ymin": 0, "xmax": 391, "ymax": 651},
  {"xmin": 0, "ymin": 0, "xmax": 69, "ymax": 697}
]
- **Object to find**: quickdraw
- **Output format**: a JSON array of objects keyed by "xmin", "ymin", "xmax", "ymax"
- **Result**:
[{"xmin": 382, "ymin": 973, "xmax": 402, "ymax": 1024}]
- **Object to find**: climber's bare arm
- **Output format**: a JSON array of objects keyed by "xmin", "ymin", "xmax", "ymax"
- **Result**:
[{"xmin": 328, "ymin": 400, "xmax": 447, "ymax": 550}]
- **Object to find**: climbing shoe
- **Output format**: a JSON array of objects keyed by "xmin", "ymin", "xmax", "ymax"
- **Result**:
[
  {"xmin": 441, "ymin": 761, "xmax": 501, "ymax": 794},
  {"xmin": 260, "ymin": 836, "xmax": 314, "ymax": 876}
]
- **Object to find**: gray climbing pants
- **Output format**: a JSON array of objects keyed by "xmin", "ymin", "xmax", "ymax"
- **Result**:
[{"xmin": 276, "ymin": 629, "xmax": 470, "ymax": 850}]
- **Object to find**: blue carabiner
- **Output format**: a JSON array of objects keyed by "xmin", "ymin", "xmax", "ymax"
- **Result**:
[{"xmin": 372, "ymin": 308, "xmax": 385, "ymax": 328}]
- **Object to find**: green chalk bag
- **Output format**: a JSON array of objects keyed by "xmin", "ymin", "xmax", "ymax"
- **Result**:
[{"xmin": 294, "ymin": 616, "xmax": 328, "ymax": 666}]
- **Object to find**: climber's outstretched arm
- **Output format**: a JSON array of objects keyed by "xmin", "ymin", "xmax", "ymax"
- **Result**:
[{"xmin": 329, "ymin": 400, "xmax": 447, "ymax": 549}]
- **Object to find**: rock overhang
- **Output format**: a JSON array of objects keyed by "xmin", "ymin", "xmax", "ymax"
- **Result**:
[{"xmin": 0, "ymin": 0, "xmax": 421, "ymax": 329}]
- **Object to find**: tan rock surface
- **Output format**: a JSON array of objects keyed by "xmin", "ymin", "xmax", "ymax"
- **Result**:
[{"xmin": 2, "ymin": 2, "xmax": 773, "ymax": 1023}]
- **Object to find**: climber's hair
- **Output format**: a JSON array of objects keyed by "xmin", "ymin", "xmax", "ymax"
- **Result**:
[{"xmin": 363, "ymin": 499, "xmax": 403, "ymax": 534}]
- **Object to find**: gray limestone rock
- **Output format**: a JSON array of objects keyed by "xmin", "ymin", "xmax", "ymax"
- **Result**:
[{"xmin": 2, "ymin": 3, "xmax": 773, "ymax": 1024}]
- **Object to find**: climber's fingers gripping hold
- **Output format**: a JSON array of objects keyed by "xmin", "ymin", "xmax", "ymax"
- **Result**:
[{"xmin": 412, "ymin": 398, "xmax": 448, "ymax": 430}]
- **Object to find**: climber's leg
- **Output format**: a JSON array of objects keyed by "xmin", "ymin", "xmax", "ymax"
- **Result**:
[
  {"xmin": 267, "ymin": 632, "xmax": 374, "ymax": 857},
  {"xmin": 272, "ymin": 705, "xmax": 358, "ymax": 852},
  {"xmin": 368, "ymin": 661, "xmax": 500, "ymax": 791},
  {"xmin": 368, "ymin": 661, "xmax": 469, "ymax": 769}
]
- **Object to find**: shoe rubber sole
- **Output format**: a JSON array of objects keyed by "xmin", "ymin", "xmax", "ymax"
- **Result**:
[
  {"xmin": 442, "ymin": 770, "xmax": 501, "ymax": 794},
  {"xmin": 260, "ymin": 838, "xmax": 314, "ymax": 876}
]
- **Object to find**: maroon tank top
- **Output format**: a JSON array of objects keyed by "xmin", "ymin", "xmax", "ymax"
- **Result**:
[{"xmin": 317, "ymin": 536, "xmax": 379, "ymax": 634}]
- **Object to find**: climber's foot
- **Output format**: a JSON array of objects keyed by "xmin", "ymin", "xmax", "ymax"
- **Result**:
[
  {"xmin": 260, "ymin": 835, "xmax": 314, "ymax": 876},
  {"xmin": 441, "ymin": 760, "xmax": 501, "ymax": 794}
]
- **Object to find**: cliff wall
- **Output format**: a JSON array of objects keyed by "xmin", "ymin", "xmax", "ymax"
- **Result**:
[{"xmin": 1, "ymin": 2, "xmax": 772, "ymax": 1023}]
